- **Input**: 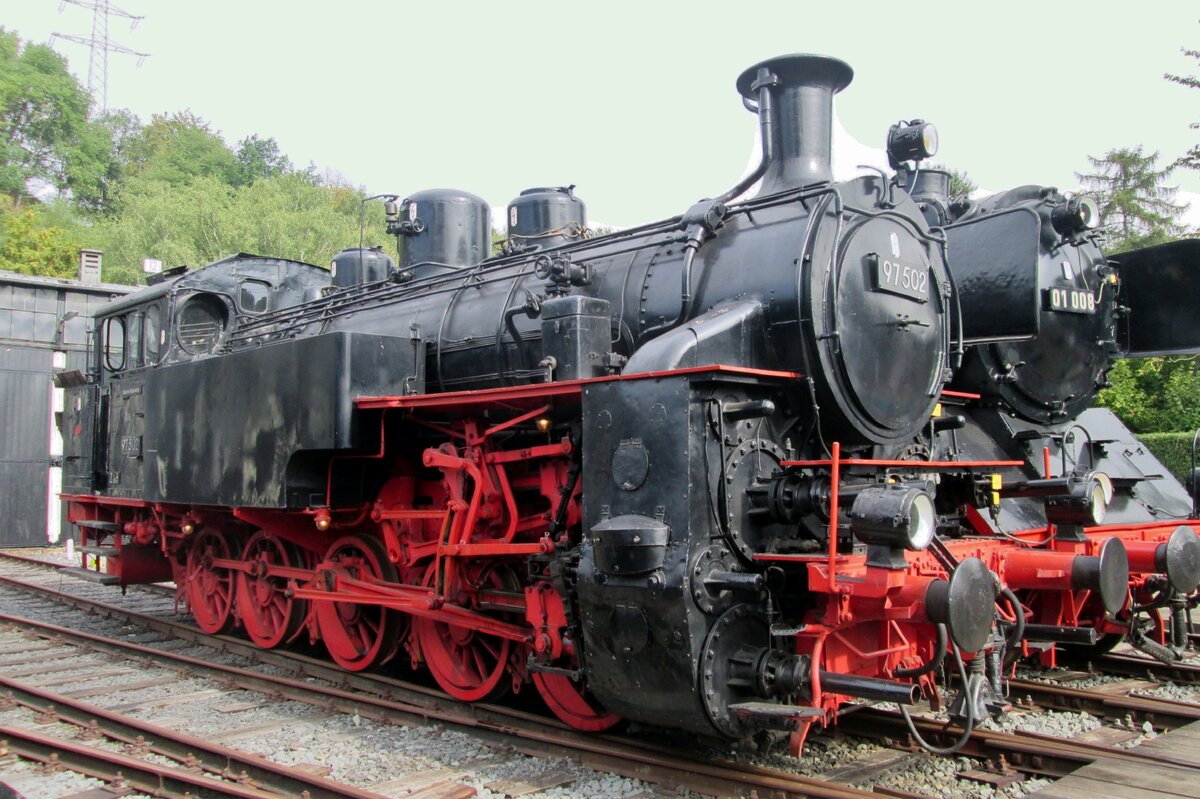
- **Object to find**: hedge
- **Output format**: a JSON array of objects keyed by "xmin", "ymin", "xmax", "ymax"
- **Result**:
[{"xmin": 1139, "ymin": 432, "xmax": 1198, "ymax": 484}]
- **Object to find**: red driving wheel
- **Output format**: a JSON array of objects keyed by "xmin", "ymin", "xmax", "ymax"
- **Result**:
[
  {"xmin": 533, "ymin": 669, "xmax": 620, "ymax": 732},
  {"xmin": 315, "ymin": 535, "xmax": 403, "ymax": 672},
  {"xmin": 235, "ymin": 530, "xmax": 307, "ymax": 649},
  {"xmin": 415, "ymin": 562, "xmax": 517, "ymax": 702},
  {"xmin": 185, "ymin": 528, "xmax": 238, "ymax": 634}
]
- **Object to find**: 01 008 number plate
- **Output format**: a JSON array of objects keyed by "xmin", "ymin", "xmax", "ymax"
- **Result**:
[
  {"xmin": 1045, "ymin": 287, "xmax": 1096, "ymax": 315},
  {"xmin": 869, "ymin": 254, "xmax": 929, "ymax": 302}
]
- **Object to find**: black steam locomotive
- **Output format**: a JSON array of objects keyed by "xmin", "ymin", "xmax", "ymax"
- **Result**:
[
  {"xmin": 58, "ymin": 52, "xmax": 1198, "ymax": 756},
  {"xmin": 904, "ymin": 171, "xmax": 1200, "ymax": 662}
]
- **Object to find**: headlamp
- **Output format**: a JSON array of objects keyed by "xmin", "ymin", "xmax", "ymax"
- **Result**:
[
  {"xmin": 850, "ymin": 485, "xmax": 936, "ymax": 553},
  {"xmin": 1001, "ymin": 471, "xmax": 1111, "ymax": 528},
  {"xmin": 1051, "ymin": 195, "xmax": 1101, "ymax": 235},
  {"xmin": 887, "ymin": 120, "xmax": 939, "ymax": 167},
  {"xmin": 1043, "ymin": 475, "xmax": 1108, "ymax": 527}
]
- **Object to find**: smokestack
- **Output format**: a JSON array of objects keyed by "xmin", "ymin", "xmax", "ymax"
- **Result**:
[{"xmin": 735, "ymin": 54, "xmax": 853, "ymax": 195}]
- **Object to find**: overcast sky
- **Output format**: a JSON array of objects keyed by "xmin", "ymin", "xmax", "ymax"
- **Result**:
[{"xmin": 7, "ymin": 2, "xmax": 1200, "ymax": 228}]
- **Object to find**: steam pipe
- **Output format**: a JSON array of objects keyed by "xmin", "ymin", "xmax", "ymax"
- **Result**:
[{"xmin": 716, "ymin": 67, "xmax": 776, "ymax": 205}]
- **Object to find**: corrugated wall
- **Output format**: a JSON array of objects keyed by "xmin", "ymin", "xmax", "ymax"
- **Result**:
[
  {"xmin": 0, "ymin": 272, "xmax": 131, "ymax": 547},
  {"xmin": 0, "ymin": 345, "xmax": 52, "ymax": 547}
]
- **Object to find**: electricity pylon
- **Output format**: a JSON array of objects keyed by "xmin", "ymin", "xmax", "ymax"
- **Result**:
[{"xmin": 51, "ymin": 0, "xmax": 148, "ymax": 111}]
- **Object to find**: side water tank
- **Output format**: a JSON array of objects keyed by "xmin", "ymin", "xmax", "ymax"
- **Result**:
[
  {"xmin": 331, "ymin": 246, "xmax": 395, "ymax": 289},
  {"xmin": 506, "ymin": 186, "xmax": 587, "ymax": 250},
  {"xmin": 391, "ymin": 189, "xmax": 491, "ymax": 276}
]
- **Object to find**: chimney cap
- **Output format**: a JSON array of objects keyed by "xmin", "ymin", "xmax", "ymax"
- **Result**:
[{"xmin": 736, "ymin": 53, "xmax": 853, "ymax": 100}]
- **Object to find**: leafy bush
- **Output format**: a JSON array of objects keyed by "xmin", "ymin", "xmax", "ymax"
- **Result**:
[
  {"xmin": 1097, "ymin": 356, "xmax": 1200, "ymax": 433},
  {"xmin": 1139, "ymin": 432, "xmax": 1199, "ymax": 483}
]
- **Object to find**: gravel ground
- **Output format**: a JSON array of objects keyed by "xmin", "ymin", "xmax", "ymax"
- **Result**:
[
  {"xmin": 869, "ymin": 753, "xmax": 1051, "ymax": 799},
  {"xmin": 980, "ymin": 708, "xmax": 1102, "ymax": 737},
  {"xmin": 1131, "ymin": 681, "xmax": 1200, "ymax": 702}
]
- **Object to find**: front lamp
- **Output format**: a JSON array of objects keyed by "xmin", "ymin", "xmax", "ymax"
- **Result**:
[
  {"xmin": 887, "ymin": 120, "xmax": 939, "ymax": 167},
  {"xmin": 1043, "ymin": 473, "xmax": 1109, "ymax": 528},
  {"xmin": 850, "ymin": 486, "xmax": 936, "ymax": 553},
  {"xmin": 1051, "ymin": 195, "xmax": 1101, "ymax": 236}
]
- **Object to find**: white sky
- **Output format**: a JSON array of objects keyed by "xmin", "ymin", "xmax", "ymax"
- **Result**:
[{"xmin": 6, "ymin": 1, "xmax": 1200, "ymax": 228}]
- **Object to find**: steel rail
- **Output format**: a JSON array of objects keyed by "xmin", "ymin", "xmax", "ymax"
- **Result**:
[
  {"xmin": 1007, "ymin": 677, "xmax": 1200, "ymax": 730},
  {"xmin": 843, "ymin": 708, "xmax": 1200, "ymax": 776},
  {"xmin": 0, "ymin": 723, "xmax": 291, "ymax": 799},
  {"xmin": 1093, "ymin": 652, "xmax": 1200, "ymax": 685},
  {"xmin": 0, "ymin": 608, "xmax": 888, "ymax": 799},
  {"xmin": 0, "ymin": 674, "xmax": 392, "ymax": 799}
]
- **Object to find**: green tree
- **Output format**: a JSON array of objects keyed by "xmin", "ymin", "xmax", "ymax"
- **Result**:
[
  {"xmin": 234, "ymin": 135, "xmax": 293, "ymax": 185},
  {"xmin": 87, "ymin": 175, "xmax": 236, "ymax": 283},
  {"xmin": 1165, "ymin": 29, "xmax": 1200, "ymax": 172},
  {"xmin": 0, "ymin": 28, "xmax": 97, "ymax": 206},
  {"xmin": 1097, "ymin": 357, "xmax": 1200, "ymax": 433},
  {"xmin": 88, "ymin": 173, "xmax": 381, "ymax": 284},
  {"xmin": 0, "ymin": 200, "xmax": 81, "ymax": 278},
  {"xmin": 948, "ymin": 170, "xmax": 976, "ymax": 204},
  {"xmin": 70, "ymin": 108, "xmax": 143, "ymax": 214},
  {"xmin": 1076, "ymin": 147, "xmax": 1186, "ymax": 251},
  {"xmin": 123, "ymin": 112, "xmax": 240, "ymax": 188}
]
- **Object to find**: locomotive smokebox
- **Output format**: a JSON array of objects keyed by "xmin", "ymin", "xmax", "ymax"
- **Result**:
[{"xmin": 736, "ymin": 54, "xmax": 853, "ymax": 195}]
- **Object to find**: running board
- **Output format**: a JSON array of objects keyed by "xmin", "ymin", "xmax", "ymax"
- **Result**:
[
  {"xmin": 60, "ymin": 567, "xmax": 120, "ymax": 586},
  {"xmin": 74, "ymin": 520, "xmax": 121, "ymax": 532},
  {"xmin": 78, "ymin": 546, "xmax": 120, "ymax": 558},
  {"xmin": 728, "ymin": 702, "xmax": 824, "ymax": 730}
]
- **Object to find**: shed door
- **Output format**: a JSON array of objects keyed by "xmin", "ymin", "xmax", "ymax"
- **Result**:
[{"xmin": 0, "ymin": 346, "xmax": 52, "ymax": 547}]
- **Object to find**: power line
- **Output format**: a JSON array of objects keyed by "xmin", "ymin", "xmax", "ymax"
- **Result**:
[{"xmin": 51, "ymin": 0, "xmax": 149, "ymax": 112}]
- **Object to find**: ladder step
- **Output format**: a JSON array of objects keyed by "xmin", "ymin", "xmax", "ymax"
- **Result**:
[
  {"xmin": 728, "ymin": 702, "xmax": 825, "ymax": 729},
  {"xmin": 74, "ymin": 520, "xmax": 121, "ymax": 532},
  {"xmin": 78, "ymin": 546, "xmax": 120, "ymax": 558},
  {"xmin": 60, "ymin": 567, "xmax": 120, "ymax": 586}
]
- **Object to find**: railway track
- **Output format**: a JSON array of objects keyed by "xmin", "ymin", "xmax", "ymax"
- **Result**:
[
  {"xmin": 0, "ymin": 671, "xmax": 391, "ymax": 799},
  {"xmin": 2, "ymin": 550, "xmax": 1198, "ymax": 798},
  {"xmin": 0, "ymin": 553, "xmax": 914, "ymax": 799}
]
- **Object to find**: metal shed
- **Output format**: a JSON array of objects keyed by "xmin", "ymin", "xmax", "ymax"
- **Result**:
[{"xmin": 0, "ymin": 269, "xmax": 131, "ymax": 547}]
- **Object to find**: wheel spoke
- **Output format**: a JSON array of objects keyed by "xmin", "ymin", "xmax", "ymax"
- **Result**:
[{"xmin": 470, "ymin": 646, "xmax": 490, "ymax": 679}]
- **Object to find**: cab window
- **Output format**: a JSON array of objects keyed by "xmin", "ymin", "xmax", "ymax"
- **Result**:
[
  {"xmin": 239, "ymin": 280, "xmax": 270, "ymax": 313},
  {"xmin": 103, "ymin": 316, "xmax": 125, "ymax": 372},
  {"xmin": 144, "ymin": 305, "xmax": 163, "ymax": 364},
  {"xmin": 125, "ymin": 312, "xmax": 142, "ymax": 369}
]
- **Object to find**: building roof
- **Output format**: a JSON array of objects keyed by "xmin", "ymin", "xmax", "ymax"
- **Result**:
[{"xmin": 0, "ymin": 269, "xmax": 136, "ymax": 296}]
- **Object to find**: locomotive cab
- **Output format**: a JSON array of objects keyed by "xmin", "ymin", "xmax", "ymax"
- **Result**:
[{"xmin": 62, "ymin": 254, "xmax": 335, "ymax": 498}]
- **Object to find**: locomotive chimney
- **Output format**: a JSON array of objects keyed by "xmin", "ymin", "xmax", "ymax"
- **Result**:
[{"xmin": 735, "ymin": 54, "xmax": 853, "ymax": 195}]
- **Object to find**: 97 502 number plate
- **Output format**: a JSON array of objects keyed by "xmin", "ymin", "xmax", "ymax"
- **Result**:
[
  {"xmin": 1045, "ymin": 287, "xmax": 1096, "ymax": 315},
  {"xmin": 869, "ymin": 254, "xmax": 929, "ymax": 302}
]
